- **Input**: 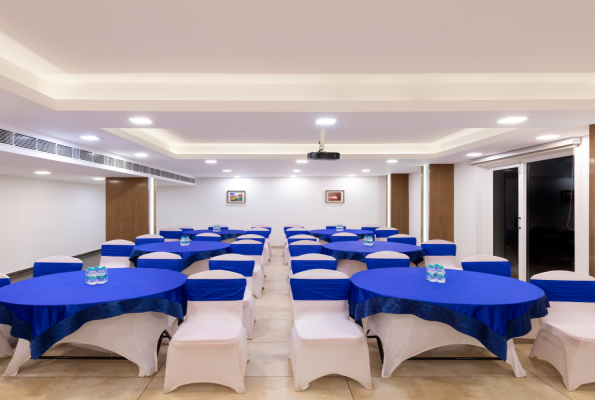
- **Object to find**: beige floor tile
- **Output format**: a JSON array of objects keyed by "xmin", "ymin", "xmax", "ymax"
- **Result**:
[
  {"xmin": 348, "ymin": 376, "xmax": 569, "ymax": 400},
  {"xmin": 0, "ymin": 376, "xmax": 151, "ymax": 400},
  {"xmin": 540, "ymin": 376, "xmax": 595, "ymax": 400},
  {"xmin": 140, "ymin": 376, "xmax": 352, "ymax": 399},
  {"xmin": 245, "ymin": 343, "xmax": 292, "ymax": 377},
  {"xmin": 255, "ymin": 301, "xmax": 293, "ymax": 320},
  {"xmin": 251, "ymin": 318, "xmax": 292, "ymax": 343},
  {"xmin": 256, "ymin": 285, "xmax": 291, "ymax": 302}
]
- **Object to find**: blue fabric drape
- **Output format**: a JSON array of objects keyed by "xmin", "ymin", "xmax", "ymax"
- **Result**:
[
  {"xmin": 422, "ymin": 243, "xmax": 457, "ymax": 256},
  {"xmin": 323, "ymin": 241, "xmax": 426, "ymax": 265},
  {"xmin": 160, "ymin": 230, "xmax": 183, "ymax": 239},
  {"xmin": 288, "ymin": 237, "xmax": 317, "ymax": 244},
  {"xmin": 529, "ymin": 279, "xmax": 595, "ymax": 303},
  {"xmin": 361, "ymin": 226, "xmax": 379, "ymax": 233},
  {"xmin": 137, "ymin": 258, "xmax": 183, "ymax": 271},
  {"xmin": 375, "ymin": 229, "xmax": 399, "ymax": 238},
  {"xmin": 326, "ymin": 225, "xmax": 346, "ymax": 229},
  {"xmin": 193, "ymin": 235, "xmax": 222, "ymax": 242},
  {"xmin": 462, "ymin": 261, "xmax": 511, "ymax": 278},
  {"xmin": 33, "ymin": 262, "xmax": 84, "ymax": 278},
  {"xmin": 388, "ymin": 236, "xmax": 417, "ymax": 246},
  {"xmin": 309, "ymin": 229, "xmax": 374, "ymax": 243},
  {"xmin": 209, "ymin": 259, "xmax": 255, "ymax": 277},
  {"xmin": 130, "ymin": 242, "xmax": 231, "ymax": 271},
  {"xmin": 179, "ymin": 228, "xmax": 193, "ymax": 232},
  {"xmin": 230, "ymin": 243, "xmax": 264, "ymax": 256},
  {"xmin": 291, "ymin": 259, "xmax": 337, "ymax": 274},
  {"xmin": 186, "ymin": 278, "xmax": 246, "ymax": 301},
  {"xmin": 290, "ymin": 279, "xmax": 351, "ymax": 300},
  {"xmin": 208, "ymin": 227, "xmax": 229, "ymax": 231},
  {"xmin": 286, "ymin": 230, "xmax": 309, "ymax": 238},
  {"xmin": 248, "ymin": 230, "xmax": 271, "ymax": 238},
  {"xmin": 102, "ymin": 244, "xmax": 134, "ymax": 257},
  {"xmin": 0, "ymin": 269, "xmax": 186, "ymax": 359},
  {"xmin": 289, "ymin": 244, "xmax": 323, "ymax": 257},
  {"xmin": 0, "ymin": 278, "xmax": 10, "ymax": 288},
  {"xmin": 188, "ymin": 230, "xmax": 246, "ymax": 240},
  {"xmin": 135, "ymin": 237, "xmax": 164, "ymax": 246},
  {"xmin": 365, "ymin": 257, "xmax": 410, "ymax": 269},
  {"xmin": 330, "ymin": 235, "xmax": 359, "ymax": 243}
]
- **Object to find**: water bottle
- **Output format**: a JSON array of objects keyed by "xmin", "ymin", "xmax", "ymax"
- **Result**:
[
  {"xmin": 428, "ymin": 264, "xmax": 437, "ymax": 282},
  {"xmin": 103, "ymin": 266, "xmax": 108, "ymax": 283},
  {"xmin": 436, "ymin": 265, "xmax": 446, "ymax": 283},
  {"xmin": 185, "ymin": 235, "xmax": 190, "ymax": 246},
  {"xmin": 214, "ymin": 224, "xmax": 221, "ymax": 232},
  {"xmin": 426, "ymin": 264, "xmax": 432, "ymax": 281},
  {"xmin": 364, "ymin": 235, "xmax": 373, "ymax": 246},
  {"xmin": 96, "ymin": 266, "xmax": 106, "ymax": 284},
  {"xmin": 86, "ymin": 267, "xmax": 97, "ymax": 285}
]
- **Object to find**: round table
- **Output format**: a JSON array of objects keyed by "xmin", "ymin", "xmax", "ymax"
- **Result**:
[
  {"xmin": 309, "ymin": 229, "xmax": 375, "ymax": 243},
  {"xmin": 130, "ymin": 241, "xmax": 230, "ymax": 272},
  {"xmin": 349, "ymin": 268, "xmax": 549, "ymax": 377},
  {"xmin": 323, "ymin": 241, "xmax": 425, "ymax": 265},
  {"xmin": 0, "ymin": 269, "xmax": 186, "ymax": 376},
  {"xmin": 187, "ymin": 229, "xmax": 246, "ymax": 241}
]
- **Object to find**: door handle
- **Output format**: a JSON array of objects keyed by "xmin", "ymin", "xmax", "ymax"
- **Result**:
[{"xmin": 515, "ymin": 217, "xmax": 521, "ymax": 230}]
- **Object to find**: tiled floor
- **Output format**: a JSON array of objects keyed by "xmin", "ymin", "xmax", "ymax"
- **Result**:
[{"xmin": 2, "ymin": 248, "xmax": 595, "ymax": 399}]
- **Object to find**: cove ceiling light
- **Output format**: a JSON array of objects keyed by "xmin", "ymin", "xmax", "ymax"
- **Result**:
[
  {"xmin": 129, "ymin": 117, "xmax": 153, "ymax": 125},
  {"xmin": 223, "ymin": 170, "xmax": 231, "ymax": 172},
  {"xmin": 315, "ymin": 118, "xmax": 337, "ymax": 126},
  {"xmin": 135, "ymin": 153, "xmax": 148, "ymax": 157},
  {"xmin": 536, "ymin": 134, "xmax": 561, "ymax": 140},
  {"xmin": 497, "ymin": 117, "xmax": 527, "ymax": 124},
  {"xmin": 466, "ymin": 153, "xmax": 482, "ymax": 157},
  {"xmin": 362, "ymin": 169, "xmax": 370, "ymax": 172},
  {"xmin": 35, "ymin": 171, "xmax": 51, "ymax": 175},
  {"xmin": 205, "ymin": 160, "xmax": 217, "ymax": 164},
  {"xmin": 80, "ymin": 135, "xmax": 101, "ymax": 141},
  {"xmin": 296, "ymin": 160, "xmax": 308, "ymax": 164},
  {"xmin": 386, "ymin": 160, "xmax": 398, "ymax": 163},
  {"xmin": 93, "ymin": 177, "xmax": 105, "ymax": 181},
  {"xmin": 293, "ymin": 169, "xmax": 301, "ymax": 172}
]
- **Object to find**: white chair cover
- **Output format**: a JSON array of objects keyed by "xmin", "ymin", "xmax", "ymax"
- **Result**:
[
  {"xmin": 237, "ymin": 234, "xmax": 270, "ymax": 271},
  {"xmin": 284, "ymin": 225, "xmax": 305, "ymax": 238},
  {"xmin": 230, "ymin": 240, "xmax": 265, "ymax": 298},
  {"xmin": 193, "ymin": 233, "xmax": 222, "ymax": 242},
  {"xmin": 247, "ymin": 228, "xmax": 272, "ymax": 264},
  {"xmin": 288, "ymin": 254, "xmax": 337, "ymax": 279},
  {"xmin": 365, "ymin": 251, "xmax": 410, "ymax": 269},
  {"xmin": 32, "ymin": 255, "xmax": 83, "ymax": 278},
  {"xmin": 330, "ymin": 232, "xmax": 359, "ymax": 242},
  {"xmin": 176, "ymin": 225, "xmax": 193, "ymax": 231},
  {"xmin": 421, "ymin": 239, "xmax": 461, "ymax": 270},
  {"xmin": 135, "ymin": 234, "xmax": 165, "ymax": 246},
  {"xmin": 100, "ymin": 239, "xmax": 135, "ymax": 269},
  {"xmin": 374, "ymin": 227, "xmax": 399, "ymax": 241},
  {"xmin": 283, "ymin": 235, "xmax": 318, "ymax": 265},
  {"xmin": 160, "ymin": 227, "xmax": 183, "ymax": 242},
  {"xmin": 387, "ymin": 233, "xmax": 417, "ymax": 246},
  {"xmin": 0, "ymin": 273, "xmax": 12, "ymax": 358},
  {"xmin": 289, "ymin": 269, "xmax": 372, "ymax": 391},
  {"xmin": 529, "ymin": 271, "xmax": 595, "ymax": 391},
  {"xmin": 163, "ymin": 270, "xmax": 249, "ymax": 394}
]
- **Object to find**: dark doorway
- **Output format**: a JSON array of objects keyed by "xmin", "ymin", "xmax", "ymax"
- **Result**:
[{"xmin": 493, "ymin": 168, "xmax": 519, "ymax": 279}]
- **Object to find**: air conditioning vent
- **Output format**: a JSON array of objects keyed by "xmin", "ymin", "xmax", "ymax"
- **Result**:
[
  {"xmin": 133, "ymin": 163, "xmax": 140, "ymax": 172},
  {"xmin": 0, "ymin": 129, "xmax": 13, "ymax": 145},
  {"xmin": 57, "ymin": 144, "xmax": 73, "ymax": 158},
  {"xmin": 36, "ymin": 139, "xmax": 56, "ymax": 154},
  {"xmin": 143, "ymin": 166, "xmax": 150, "ymax": 174},
  {"xmin": 80, "ymin": 149, "xmax": 93, "ymax": 162},
  {"xmin": 115, "ymin": 159, "xmax": 124, "ymax": 168},
  {"xmin": 125, "ymin": 162, "xmax": 133, "ymax": 170},
  {"xmin": 107, "ymin": 157, "xmax": 114, "ymax": 167},
  {"xmin": 93, "ymin": 153, "xmax": 105, "ymax": 164},
  {"xmin": 14, "ymin": 134, "xmax": 36, "ymax": 150},
  {"xmin": 73, "ymin": 148, "xmax": 80, "ymax": 159}
]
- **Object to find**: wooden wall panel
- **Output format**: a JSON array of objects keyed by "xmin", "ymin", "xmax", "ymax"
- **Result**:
[
  {"xmin": 590, "ymin": 125, "xmax": 595, "ymax": 277},
  {"xmin": 390, "ymin": 174, "xmax": 409, "ymax": 234},
  {"xmin": 428, "ymin": 164, "xmax": 454, "ymax": 242},
  {"xmin": 106, "ymin": 177, "xmax": 149, "ymax": 242}
]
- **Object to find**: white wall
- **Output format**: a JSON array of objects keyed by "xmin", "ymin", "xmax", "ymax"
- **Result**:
[
  {"xmin": 409, "ymin": 170, "xmax": 422, "ymax": 244},
  {"xmin": 157, "ymin": 176, "xmax": 387, "ymax": 246},
  {"xmin": 0, "ymin": 176, "xmax": 105, "ymax": 274}
]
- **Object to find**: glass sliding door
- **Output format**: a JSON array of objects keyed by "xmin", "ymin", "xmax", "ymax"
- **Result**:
[{"xmin": 493, "ymin": 168, "xmax": 519, "ymax": 279}]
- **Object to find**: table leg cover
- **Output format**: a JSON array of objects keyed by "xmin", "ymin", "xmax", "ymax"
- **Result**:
[{"xmin": 0, "ymin": 325, "xmax": 12, "ymax": 357}]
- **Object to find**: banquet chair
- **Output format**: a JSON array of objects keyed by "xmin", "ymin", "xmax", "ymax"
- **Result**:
[
  {"xmin": 529, "ymin": 271, "xmax": 595, "ymax": 391},
  {"xmin": 283, "ymin": 235, "xmax": 318, "ymax": 265},
  {"xmin": 135, "ymin": 234, "xmax": 165, "ymax": 246},
  {"xmin": 137, "ymin": 252, "xmax": 183, "ymax": 271},
  {"xmin": 230, "ymin": 240, "xmax": 265, "ymax": 298},
  {"xmin": 237, "ymin": 234, "xmax": 270, "ymax": 271},
  {"xmin": 330, "ymin": 232, "xmax": 358, "ymax": 243},
  {"xmin": 284, "ymin": 225, "xmax": 305, "ymax": 240},
  {"xmin": 209, "ymin": 254, "xmax": 256, "ymax": 339},
  {"xmin": 193, "ymin": 233, "xmax": 222, "ymax": 242},
  {"xmin": 32, "ymin": 256, "xmax": 83, "ymax": 278},
  {"xmin": 247, "ymin": 228, "xmax": 272, "ymax": 264},
  {"xmin": 365, "ymin": 251, "xmax": 410, "ymax": 269},
  {"xmin": 159, "ymin": 227, "xmax": 183, "ymax": 242},
  {"xmin": 100, "ymin": 239, "xmax": 135, "ymax": 268},
  {"xmin": 163, "ymin": 270, "xmax": 249, "ymax": 394},
  {"xmin": 289, "ymin": 269, "xmax": 372, "ymax": 391},
  {"xmin": 421, "ymin": 239, "xmax": 460, "ymax": 270},
  {"xmin": 288, "ymin": 241, "xmax": 323, "ymax": 278},
  {"xmin": 388, "ymin": 234, "xmax": 417, "ymax": 246},
  {"xmin": 252, "ymin": 225, "xmax": 271, "ymax": 230},
  {"xmin": 0, "ymin": 274, "xmax": 13, "ymax": 358},
  {"xmin": 362, "ymin": 225, "xmax": 380, "ymax": 236},
  {"xmin": 461, "ymin": 255, "xmax": 511, "ymax": 277},
  {"xmin": 374, "ymin": 227, "xmax": 399, "ymax": 242},
  {"xmin": 289, "ymin": 254, "xmax": 337, "ymax": 278},
  {"xmin": 176, "ymin": 225, "xmax": 193, "ymax": 232}
]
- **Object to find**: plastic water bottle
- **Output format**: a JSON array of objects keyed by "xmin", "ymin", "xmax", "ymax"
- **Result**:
[
  {"xmin": 436, "ymin": 265, "xmax": 446, "ymax": 283},
  {"xmin": 426, "ymin": 264, "xmax": 432, "ymax": 281},
  {"xmin": 86, "ymin": 267, "xmax": 97, "ymax": 285},
  {"xmin": 102, "ymin": 266, "xmax": 108, "ymax": 283},
  {"xmin": 428, "ymin": 265, "xmax": 437, "ymax": 282},
  {"xmin": 364, "ymin": 235, "xmax": 373, "ymax": 246},
  {"xmin": 214, "ymin": 224, "xmax": 221, "ymax": 232},
  {"xmin": 96, "ymin": 266, "xmax": 106, "ymax": 284}
]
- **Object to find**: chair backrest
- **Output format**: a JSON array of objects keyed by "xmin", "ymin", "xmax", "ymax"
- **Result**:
[
  {"xmin": 237, "ymin": 234, "xmax": 266, "ymax": 244},
  {"xmin": 0, "ymin": 273, "xmax": 10, "ymax": 288},
  {"xmin": 387, "ymin": 234, "xmax": 417, "ymax": 246},
  {"xmin": 159, "ymin": 227, "xmax": 183, "ymax": 239},
  {"xmin": 176, "ymin": 225, "xmax": 194, "ymax": 231},
  {"xmin": 286, "ymin": 227, "xmax": 309, "ymax": 238},
  {"xmin": 135, "ymin": 234, "xmax": 165, "ymax": 246},
  {"xmin": 326, "ymin": 225, "xmax": 346, "ymax": 229},
  {"xmin": 193, "ymin": 233, "xmax": 222, "ymax": 242},
  {"xmin": 421, "ymin": 239, "xmax": 456, "ymax": 256},
  {"xmin": 365, "ymin": 251, "xmax": 410, "ymax": 269},
  {"xmin": 137, "ymin": 252, "xmax": 183, "ymax": 271},
  {"xmin": 284, "ymin": 225, "xmax": 304, "ymax": 233},
  {"xmin": 290, "ymin": 269, "xmax": 351, "ymax": 320},
  {"xmin": 209, "ymin": 254, "xmax": 255, "ymax": 296},
  {"xmin": 287, "ymin": 234, "xmax": 318, "ymax": 244},
  {"xmin": 362, "ymin": 225, "xmax": 380, "ymax": 232},
  {"xmin": 230, "ymin": 240, "xmax": 265, "ymax": 256},
  {"xmin": 288, "ymin": 240, "xmax": 323, "ymax": 257},
  {"xmin": 100, "ymin": 239, "xmax": 135, "ymax": 268},
  {"xmin": 208, "ymin": 225, "xmax": 229, "ymax": 230},
  {"xmin": 461, "ymin": 255, "xmax": 511, "ymax": 277},
  {"xmin": 33, "ymin": 255, "xmax": 84, "ymax": 278},
  {"xmin": 375, "ymin": 227, "xmax": 399, "ymax": 238},
  {"xmin": 247, "ymin": 228, "xmax": 271, "ymax": 238},
  {"xmin": 252, "ymin": 225, "xmax": 271, "ymax": 230},
  {"xmin": 330, "ymin": 232, "xmax": 358, "ymax": 242},
  {"xmin": 186, "ymin": 270, "xmax": 246, "ymax": 323},
  {"xmin": 290, "ymin": 254, "xmax": 337, "ymax": 274}
]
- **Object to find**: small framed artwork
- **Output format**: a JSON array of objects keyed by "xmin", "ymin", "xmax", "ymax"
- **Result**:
[
  {"xmin": 227, "ymin": 190, "xmax": 246, "ymax": 203},
  {"xmin": 325, "ymin": 190, "xmax": 344, "ymax": 203}
]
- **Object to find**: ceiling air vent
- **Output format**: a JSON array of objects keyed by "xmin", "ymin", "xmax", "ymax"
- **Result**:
[
  {"xmin": 93, "ymin": 153, "xmax": 105, "ymax": 164},
  {"xmin": 37, "ymin": 139, "xmax": 57, "ymax": 154},
  {"xmin": 79, "ymin": 149, "xmax": 93, "ymax": 162},
  {"xmin": 125, "ymin": 162, "xmax": 133, "ymax": 170},
  {"xmin": 107, "ymin": 157, "xmax": 114, "ymax": 167},
  {"xmin": 57, "ymin": 144, "xmax": 73, "ymax": 158},
  {"xmin": 73, "ymin": 148, "xmax": 80, "ymax": 159},
  {"xmin": 133, "ymin": 163, "xmax": 140, "ymax": 172},
  {"xmin": 115, "ymin": 159, "xmax": 124, "ymax": 168},
  {"xmin": 14, "ymin": 133, "xmax": 36, "ymax": 150},
  {"xmin": 0, "ymin": 129, "xmax": 13, "ymax": 145}
]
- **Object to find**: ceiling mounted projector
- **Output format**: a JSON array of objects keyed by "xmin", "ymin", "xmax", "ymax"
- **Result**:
[{"xmin": 307, "ymin": 128, "xmax": 340, "ymax": 160}]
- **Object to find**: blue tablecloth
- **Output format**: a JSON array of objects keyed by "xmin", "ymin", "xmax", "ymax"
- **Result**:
[
  {"xmin": 309, "ymin": 229, "xmax": 375, "ymax": 243},
  {"xmin": 349, "ymin": 269, "xmax": 549, "ymax": 360},
  {"xmin": 130, "ymin": 241, "xmax": 230, "ymax": 271},
  {"xmin": 0, "ymin": 269, "xmax": 186, "ymax": 359},
  {"xmin": 186, "ymin": 229, "xmax": 246, "ymax": 241},
  {"xmin": 323, "ymin": 241, "xmax": 425, "ymax": 265}
]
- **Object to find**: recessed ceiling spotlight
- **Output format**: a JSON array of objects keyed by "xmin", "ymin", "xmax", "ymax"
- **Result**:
[
  {"xmin": 293, "ymin": 169, "xmax": 301, "ymax": 172},
  {"xmin": 296, "ymin": 160, "xmax": 308, "ymax": 164},
  {"xmin": 290, "ymin": 175, "xmax": 297, "ymax": 178},
  {"xmin": 93, "ymin": 177, "xmax": 105, "ymax": 181},
  {"xmin": 35, "ymin": 171, "xmax": 51, "ymax": 175},
  {"xmin": 466, "ymin": 153, "xmax": 482, "ymax": 157},
  {"xmin": 362, "ymin": 169, "xmax": 370, "ymax": 172},
  {"xmin": 386, "ymin": 159, "xmax": 398, "ymax": 163},
  {"xmin": 135, "ymin": 153, "xmax": 148, "ymax": 157},
  {"xmin": 536, "ymin": 134, "xmax": 561, "ymax": 140},
  {"xmin": 315, "ymin": 118, "xmax": 337, "ymax": 126},
  {"xmin": 205, "ymin": 160, "xmax": 217, "ymax": 164},
  {"xmin": 223, "ymin": 170, "xmax": 232, "ymax": 172},
  {"xmin": 497, "ymin": 117, "xmax": 527, "ymax": 124},
  {"xmin": 80, "ymin": 135, "xmax": 101, "ymax": 141},
  {"xmin": 348, "ymin": 174, "xmax": 355, "ymax": 177},
  {"xmin": 129, "ymin": 117, "xmax": 153, "ymax": 125}
]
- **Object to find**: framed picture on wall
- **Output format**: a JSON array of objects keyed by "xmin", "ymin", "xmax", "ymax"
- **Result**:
[
  {"xmin": 325, "ymin": 190, "xmax": 344, "ymax": 203},
  {"xmin": 227, "ymin": 190, "xmax": 246, "ymax": 203}
]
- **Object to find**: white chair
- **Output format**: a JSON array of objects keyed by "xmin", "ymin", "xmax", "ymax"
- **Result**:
[
  {"xmin": 284, "ymin": 225, "xmax": 304, "ymax": 238},
  {"xmin": 193, "ymin": 233, "xmax": 222, "ymax": 242},
  {"xmin": 387, "ymin": 234, "xmax": 417, "ymax": 246},
  {"xmin": 100, "ymin": 240, "xmax": 135, "ymax": 268},
  {"xmin": 289, "ymin": 254, "xmax": 337, "ymax": 278},
  {"xmin": 137, "ymin": 252, "xmax": 183, "ymax": 271},
  {"xmin": 461, "ymin": 255, "xmax": 511, "ymax": 277},
  {"xmin": 237, "ymin": 234, "xmax": 269, "ymax": 274},
  {"xmin": 374, "ymin": 227, "xmax": 399, "ymax": 242},
  {"xmin": 285, "ymin": 227, "xmax": 310, "ymax": 245},
  {"xmin": 330, "ymin": 232, "xmax": 358, "ymax": 243},
  {"xmin": 289, "ymin": 269, "xmax": 372, "ymax": 391},
  {"xmin": 209, "ymin": 254, "xmax": 256, "ymax": 339},
  {"xmin": 420, "ymin": 239, "xmax": 460, "ymax": 270},
  {"xmin": 135, "ymin": 234, "xmax": 165, "ymax": 246},
  {"xmin": 529, "ymin": 271, "xmax": 595, "ymax": 391},
  {"xmin": 176, "ymin": 225, "xmax": 193, "ymax": 232},
  {"xmin": 287, "ymin": 241, "xmax": 323, "ymax": 278},
  {"xmin": 163, "ymin": 270, "xmax": 249, "ymax": 394},
  {"xmin": 160, "ymin": 227, "xmax": 183, "ymax": 242},
  {"xmin": 247, "ymin": 228, "xmax": 272, "ymax": 264},
  {"xmin": 230, "ymin": 240, "xmax": 265, "ymax": 298},
  {"xmin": 0, "ymin": 274, "xmax": 13, "ymax": 358},
  {"xmin": 365, "ymin": 251, "xmax": 410, "ymax": 270},
  {"xmin": 32, "ymin": 256, "xmax": 83, "ymax": 278},
  {"xmin": 283, "ymin": 235, "xmax": 318, "ymax": 265},
  {"xmin": 361, "ymin": 225, "xmax": 380, "ymax": 237}
]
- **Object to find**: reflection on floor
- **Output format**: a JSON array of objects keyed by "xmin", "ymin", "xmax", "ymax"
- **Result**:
[{"xmin": 1, "ymin": 247, "xmax": 593, "ymax": 399}]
